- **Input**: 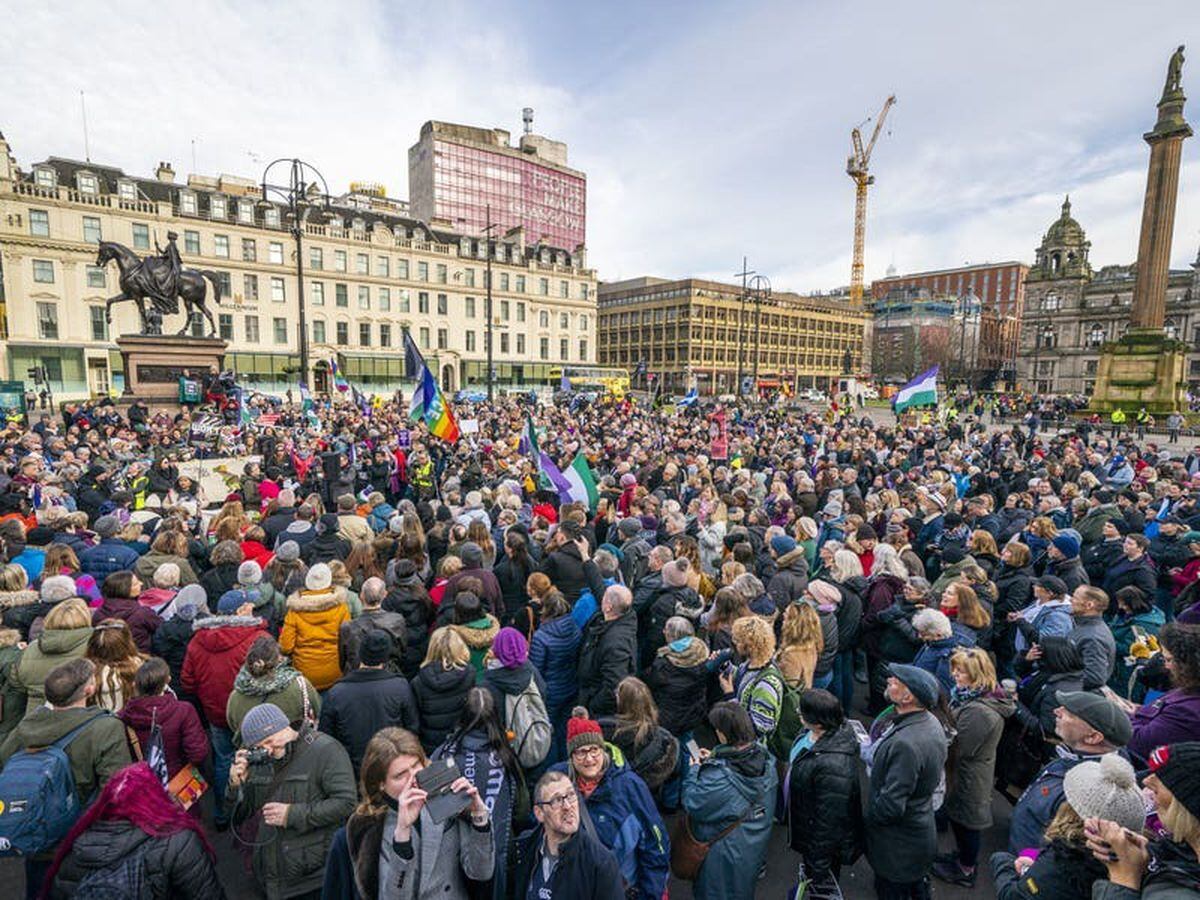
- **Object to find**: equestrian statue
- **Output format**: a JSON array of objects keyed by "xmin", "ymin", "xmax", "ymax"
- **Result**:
[{"xmin": 96, "ymin": 231, "xmax": 224, "ymax": 336}]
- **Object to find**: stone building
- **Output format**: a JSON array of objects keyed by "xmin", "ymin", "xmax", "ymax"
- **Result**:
[
  {"xmin": 597, "ymin": 276, "xmax": 866, "ymax": 396},
  {"xmin": 0, "ymin": 128, "xmax": 596, "ymax": 400},
  {"xmin": 1017, "ymin": 197, "xmax": 1198, "ymax": 395}
]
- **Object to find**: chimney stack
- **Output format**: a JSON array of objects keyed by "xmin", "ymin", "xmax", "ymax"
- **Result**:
[{"xmin": 155, "ymin": 161, "xmax": 175, "ymax": 183}]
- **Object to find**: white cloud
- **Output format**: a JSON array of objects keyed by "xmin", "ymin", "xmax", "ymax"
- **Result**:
[{"xmin": 3, "ymin": 0, "xmax": 1200, "ymax": 292}]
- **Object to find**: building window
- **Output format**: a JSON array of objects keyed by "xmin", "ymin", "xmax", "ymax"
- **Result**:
[
  {"xmin": 238, "ymin": 201, "xmax": 254, "ymax": 224},
  {"xmin": 380, "ymin": 324, "xmax": 391, "ymax": 347},
  {"xmin": 517, "ymin": 303, "xmax": 525, "ymax": 322},
  {"xmin": 359, "ymin": 323, "xmax": 371, "ymax": 346},
  {"xmin": 82, "ymin": 216, "xmax": 102, "ymax": 244},
  {"xmin": 218, "ymin": 314, "xmax": 233, "ymax": 341},
  {"xmin": 397, "ymin": 259, "xmax": 409, "ymax": 279},
  {"xmin": 269, "ymin": 242, "xmax": 284, "ymax": 265},
  {"xmin": 245, "ymin": 315, "xmax": 260, "ymax": 342},
  {"xmin": 419, "ymin": 327, "xmax": 430, "ymax": 349},
  {"xmin": 437, "ymin": 328, "xmax": 447, "ymax": 349},
  {"xmin": 29, "ymin": 209, "xmax": 49, "ymax": 236},
  {"xmin": 356, "ymin": 253, "xmax": 369, "ymax": 275},
  {"xmin": 465, "ymin": 297, "xmax": 476, "ymax": 318},
  {"xmin": 214, "ymin": 235, "xmax": 230, "ymax": 258},
  {"xmin": 579, "ymin": 339, "xmax": 588, "ymax": 359},
  {"xmin": 1086, "ymin": 323, "xmax": 1105, "ymax": 347},
  {"xmin": 399, "ymin": 290, "xmax": 410, "ymax": 313},
  {"xmin": 32, "ymin": 260, "xmax": 54, "ymax": 283},
  {"xmin": 418, "ymin": 292, "xmax": 429, "ymax": 314},
  {"xmin": 184, "ymin": 230, "xmax": 200, "ymax": 255},
  {"xmin": 516, "ymin": 334, "xmax": 525, "ymax": 354},
  {"xmin": 559, "ymin": 280, "xmax": 569, "ymax": 298},
  {"xmin": 539, "ymin": 310, "xmax": 549, "ymax": 328},
  {"xmin": 336, "ymin": 321, "xmax": 349, "ymax": 345},
  {"xmin": 560, "ymin": 338, "xmax": 569, "ymax": 360},
  {"xmin": 500, "ymin": 273, "xmax": 510, "ymax": 291},
  {"xmin": 77, "ymin": 173, "xmax": 98, "ymax": 195},
  {"xmin": 500, "ymin": 300, "xmax": 510, "ymax": 321},
  {"xmin": 34, "ymin": 168, "xmax": 56, "ymax": 189},
  {"xmin": 379, "ymin": 288, "xmax": 391, "ymax": 312},
  {"xmin": 580, "ymin": 283, "xmax": 590, "ymax": 300},
  {"xmin": 436, "ymin": 264, "xmax": 447, "ymax": 284},
  {"xmin": 500, "ymin": 333, "xmax": 509, "ymax": 354},
  {"xmin": 270, "ymin": 277, "xmax": 285, "ymax": 302},
  {"xmin": 464, "ymin": 269, "xmax": 475, "ymax": 288},
  {"xmin": 264, "ymin": 208, "xmax": 280, "ymax": 228},
  {"xmin": 310, "ymin": 247, "xmax": 323, "ymax": 269},
  {"xmin": 417, "ymin": 261, "xmax": 429, "ymax": 281},
  {"xmin": 1043, "ymin": 292, "xmax": 1060, "ymax": 311},
  {"xmin": 334, "ymin": 251, "xmax": 347, "ymax": 272},
  {"xmin": 267, "ymin": 317, "xmax": 285, "ymax": 344},
  {"xmin": 242, "ymin": 238, "xmax": 256, "ymax": 262},
  {"xmin": 540, "ymin": 337, "xmax": 549, "ymax": 360},
  {"xmin": 36, "ymin": 302, "xmax": 58, "ymax": 339},
  {"xmin": 358, "ymin": 286, "xmax": 370, "ymax": 309},
  {"xmin": 537, "ymin": 278, "xmax": 548, "ymax": 296},
  {"xmin": 515, "ymin": 275, "xmax": 525, "ymax": 293},
  {"xmin": 179, "ymin": 191, "xmax": 197, "ymax": 215},
  {"xmin": 313, "ymin": 320, "xmax": 326, "ymax": 343},
  {"xmin": 132, "ymin": 223, "xmax": 150, "ymax": 250},
  {"xmin": 311, "ymin": 282, "xmax": 325, "ymax": 306},
  {"xmin": 559, "ymin": 313, "xmax": 569, "ymax": 329},
  {"xmin": 215, "ymin": 271, "xmax": 232, "ymax": 297},
  {"xmin": 1167, "ymin": 319, "xmax": 1180, "ymax": 340},
  {"xmin": 86, "ymin": 265, "xmax": 106, "ymax": 289},
  {"xmin": 377, "ymin": 256, "xmax": 390, "ymax": 277},
  {"xmin": 210, "ymin": 195, "xmax": 227, "ymax": 219},
  {"xmin": 437, "ymin": 294, "xmax": 447, "ymax": 315},
  {"xmin": 334, "ymin": 284, "xmax": 348, "ymax": 307},
  {"xmin": 466, "ymin": 331, "xmax": 476, "ymax": 352},
  {"xmin": 243, "ymin": 274, "xmax": 259, "ymax": 302},
  {"xmin": 90, "ymin": 306, "xmax": 108, "ymax": 341}
]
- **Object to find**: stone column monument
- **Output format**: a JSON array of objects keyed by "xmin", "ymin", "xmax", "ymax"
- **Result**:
[{"xmin": 1091, "ymin": 46, "xmax": 1193, "ymax": 414}]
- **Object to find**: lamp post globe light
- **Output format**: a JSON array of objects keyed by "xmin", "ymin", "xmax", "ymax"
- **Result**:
[{"xmin": 259, "ymin": 158, "xmax": 331, "ymax": 390}]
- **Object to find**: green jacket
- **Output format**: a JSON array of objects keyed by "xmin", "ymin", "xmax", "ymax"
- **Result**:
[
  {"xmin": 225, "ymin": 663, "xmax": 321, "ymax": 745},
  {"xmin": 0, "ymin": 630, "xmax": 25, "ymax": 743},
  {"xmin": 10, "ymin": 625, "xmax": 93, "ymax": 717},
  {"xmin": 0, "ymin": 705, "xmax": 132, "ymax": 805},
  {"xmin": 227, "ymin": 726, "xmax": 356, "ymax": 900}
]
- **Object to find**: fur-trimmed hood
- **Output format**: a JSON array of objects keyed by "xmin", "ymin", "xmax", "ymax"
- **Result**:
[
  {"xmin": 0, "ymin": 627, "xmax": 20, "ymax": 648},
  {"xmin": 192, "ymin": 614, "xmax": 263, "ymax": 631},
  {"xmin": 0, "ymin": 589, "xmax": 39, "ymax": 610},
  {"xmin": 285, "ymin": 586, "xmax": 347, "ymax": 613},
  {"xmin": 452, "ymin": 615, "xmax": 500, "ymax": 650},
  {"xmin": 776, "ymin": 547, "xmax": 809, "ymax": 572}
]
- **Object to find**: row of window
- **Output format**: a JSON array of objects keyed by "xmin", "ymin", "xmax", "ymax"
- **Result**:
[{"xmin": 26, "ymin": 208, "xmax": 591, "ymax": 300}]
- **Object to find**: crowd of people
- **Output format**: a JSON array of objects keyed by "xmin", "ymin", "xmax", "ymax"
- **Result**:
[{"xmin": 0, "ymin": 389, "xmax": 1199, "ymax": 900}]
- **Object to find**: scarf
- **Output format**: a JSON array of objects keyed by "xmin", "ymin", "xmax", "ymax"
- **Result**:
[{"xmin": 949, "ymin": 685, "xmax": 986, "ymax": 708}]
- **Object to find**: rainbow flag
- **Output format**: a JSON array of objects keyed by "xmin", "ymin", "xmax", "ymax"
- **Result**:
[
  {"xmin": 329, "ymin": 356, "xmax": 350, "ymax": 393},
  {"xmin": 404, "ymin": 331, "xmax": 460, "ymax": 443}
]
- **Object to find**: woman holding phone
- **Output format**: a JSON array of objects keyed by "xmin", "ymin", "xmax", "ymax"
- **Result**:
[{"xmin": 322, "ymin": 726, "xmax": 494, "ymax": 900}]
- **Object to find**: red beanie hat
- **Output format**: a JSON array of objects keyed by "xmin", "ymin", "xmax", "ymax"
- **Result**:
[{"xmin": 566, "ymin": 707, "xmax": 604, "ymax": 756}]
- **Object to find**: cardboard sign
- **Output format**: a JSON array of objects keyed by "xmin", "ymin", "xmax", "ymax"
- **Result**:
[
  {"xmin": 396, "ymin": 429, "xmax": 411, "ymax": 449},
  {"xmin": 459, "ymin": 418, "xmax": 479, "ymax": 435}
]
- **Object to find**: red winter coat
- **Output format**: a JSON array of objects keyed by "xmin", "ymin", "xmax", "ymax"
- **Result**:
[
  {"xmin": 118, "ymin": 693, "xmax": 208, "ymax": 778},
  {"xmin": 93, "ymin": 596, "xmax": 162, "ymax": 654},
  {"xmin": 181, "ymin": 615, "xmax": 267, "ymax": 729},
  {"xmin": 239, "ymin": 539, "xmax": 274, "ymax": 570}
]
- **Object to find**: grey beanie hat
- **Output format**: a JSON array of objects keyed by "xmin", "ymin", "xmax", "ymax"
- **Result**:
[
  {"xmin": 275, "ymin": 540, "xmax": 300, "ymax": 562},
  {"xmin": 1063, "ymin": 753, "xmax": 1145, "ymax": 835},
  {"xmin": 94, "ymin": 515, "xmax": 120, "ymax": 538},
  {"xmin": 172, "ymin": 584, "xmax": 208, "ymax": 621},
  {"xmin": 40, "ymin": 574, "xmax": 78, "ymax": 603},
  {"xmin": 239, "ymin": 703, "xmax": 291, "ymax": 747},
  {"xmin": 238, "ymin": 560, "xmax": 263, "ymax": 586}
]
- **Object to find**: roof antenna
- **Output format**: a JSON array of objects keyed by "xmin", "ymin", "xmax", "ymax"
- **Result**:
[
  {"xmin": 80, "ymin": 90, "xmax": 91, "ymax": 162},
  {"xmin": 191, "ymin": 138, "xmax": 197, "ymax": 173},
  {"xmin": 522, "ymin": 107, "xmax": 534, "ymax": 135}
]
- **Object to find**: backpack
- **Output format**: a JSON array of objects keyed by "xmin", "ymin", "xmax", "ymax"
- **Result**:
[
  {"xmin": 0, "ymin": 713, "xmax": 106, "ymax": 856},
  {"xmin": 767, "ymin": 679, "xmax": 805, "ymax": 762},
  {"xmin": 74, "ymin": 839, "xmax": 152, "ymax": 899},
  {"xmin": 506, "ymin": 679, "xmax": 552, "ymax": 768}
]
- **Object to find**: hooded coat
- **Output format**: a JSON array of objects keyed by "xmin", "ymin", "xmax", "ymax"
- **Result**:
[
  {"xmin": 410, "ymin": 661, "xmax": 476, "ymax": 754},
  {"xmin": 645, "ymin": 635, "xmax": 710, "ymax": 736},
  {"xmin": 10, "ymin": 624, "xmax": 92, "ymax": 716},
  {"xmin": 225, "ymin": 662, "xmax": 321, "ymax": 742},
  {"xmin": 92, "ymin": 595, "xmax": 161, "ymax": 654},
  {"xmin": 683, "ymin": 742, "xmax": 777, "ymax": 900},
  {"xmin": 382, "ymin": 582, "xmax": 433, "ymax": 679},
  {"xmin": 280, "ymin": 586, "xmax": 351, "ymax": 690},
  {"xmin": 944, "ymin": 691, "xmax": 1014, "ymax": 830},
  {"xmin": 450, "ymin": 614, "xmax": 500, "ymax": 681},
  {"xmin": 766, "ymin": 547, "xmax": 810, "ymax": 606},
  {"xmin": 577, "ymin": 609, "xmax": 638, "ymax": 717},
  {"xmin": 181, "ymin": 614, "xmax": 268, "ymax": 729},
  {"xmin": 528, "ymin": 613, "xmax": 582, "ymax": 716},
  {"xmin": 482, "ymin": 659, "xmax": 548, "ymax": 733},
  {"xmin": 319, "ymin": 667, "xmax": 420, "ymax": 772},
  {"xmin": 118, "ymin": 692, "xmax": 209, "ymax": 778}
]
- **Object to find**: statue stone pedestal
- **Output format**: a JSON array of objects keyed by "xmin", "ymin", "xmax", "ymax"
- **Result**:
[
  {"xmin": 116, "ymin": 335, "xmax": 228, "ymax": 404},
  {"xmin": 1089, "ymin": 328, "xmax": 1187, "ymax": 414}
]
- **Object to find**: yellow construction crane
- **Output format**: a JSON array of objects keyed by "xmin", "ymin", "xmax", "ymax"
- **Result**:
[{"xmin": 846, "ymin": 94, "xmax": 896, "ymax": 305}]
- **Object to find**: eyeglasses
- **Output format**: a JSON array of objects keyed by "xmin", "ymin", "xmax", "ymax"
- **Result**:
[
  {"xmin": 572, "ymin": 745, "xmax": 604, "ymax": 760},
  {"xmin": 536, "ymin": 791, "xmax": 578, "ymax": 810}
]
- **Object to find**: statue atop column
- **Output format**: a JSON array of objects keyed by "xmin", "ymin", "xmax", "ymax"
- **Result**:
[{"xmin": 1164, "ymin": 45, "xmax": 1186, "ymax": 99}]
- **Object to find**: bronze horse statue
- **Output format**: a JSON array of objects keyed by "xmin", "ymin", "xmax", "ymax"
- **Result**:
[{"xmin": 96, "ymin": 241, "xmax": 224, "ymax": 336}]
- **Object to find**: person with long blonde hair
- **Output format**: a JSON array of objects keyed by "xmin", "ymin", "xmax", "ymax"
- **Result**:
[{"xmin": 777, "ymin": 601, "xmax": 825, "ymax": 690}]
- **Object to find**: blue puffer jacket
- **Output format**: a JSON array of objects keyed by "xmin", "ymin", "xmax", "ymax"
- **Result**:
[
  {"xmin": 529, "ymin": 614, "xmax": 581, "ymax": 713},
  {"xmin": 912, "ymin": 628, "xmax": 975, "ymax": 696},
  {"xmin": 367, "ymin": 502, "xmax": 396, "ymax": 534},
  {"xmin": 550, "ymin": 750, "xmax": 669, "ymax": 900},
  {"xmin": 79, "ymin": 537, "xmax": 142, "ymax": 581}
]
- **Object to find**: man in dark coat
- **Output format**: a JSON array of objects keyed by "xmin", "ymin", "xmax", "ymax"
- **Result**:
[
  {"xmin": 338, "ymin": 578, "xmax": 406, "ymax": 672},
  {"xmin": 1046, "ymin": 533, "xmax": 1089, "ymax": 592},
  {"xmin": 443, "ymin": 541, "xmax": 502, "ymax": 613},
  {"xmin": 78, "ymin": 514, "xmax": 142, "ymax": 581},
  {"xmin": 766, "ymin": 534, "xmax": 809, "ymax": 606},
  {"xmin": 865, "ymin": 664, "xmax": 948, "ymax": 900},
  {"xmin": 1101, "ymin": 534, "xmax": 1157, "ymax": 599},
  {"xmin": 260, "ymin": 488, "xmax": 298, "ymax": 547},
  {"xmin": 318, "ymin": 631, "xmax": 420, "ymax": 773},
  {"xmin": 510, "ymin": 770, "xmax": 624, "ymax": 900},
  {"xmin": 540, "ymin": 527, "xmax": 590, "ymax": 605},
  {"xmin": 577, "ymin": 585, "xmax": 637, "ymax": 717}
]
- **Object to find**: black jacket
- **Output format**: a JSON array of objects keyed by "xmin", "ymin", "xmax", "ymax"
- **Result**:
[
  {"xmin": 995, "ymin": 563, "xmax": 1035, "ymax": 617},
  {"xmin": 410, "ymin": 662, "xmax": 475, "ymax": 753},
  {"xmin": 577, "ymin": 609, "xmax": 637, "ymax": 717},
  {"xmin": 643, "ymin": 584, "xmax": 701, "ymax": 669},
  {"xmin": 261, "ymin": 506, "xmax": 297, "ymax": 548},
  {"xmin": 1049, "ymin": 557, "xmax": 1089, "ymax": 593},
  {"xmin": 49, "ymin": 818, "xmax": 224, "ymax": 900},
  {"xmin": 303, "ymin": 532, "xmax": 352, "ymax": 566},
  {"xmin": 381, "ymin": 584, "xmax": 432, "ymax": 679},
  {"xmin": 338, "ymin": 608, "xmax": 407, "ymax": 673},
  {"xmin": 198, "ymin": 563, "xmax": 240, "ymax": 607},
  {"xmin": 644, "ymin": 637, "xmax": 710, "ymax": 736},
  {"xmin": 510, "ymin": 823, "xmax": 624, "ymax": 900},
  {"xmin": 787, "ymin": 722, "xmax": 864, "ymax": 875},
  {"xmin": 540, "ymin": 542, "xmax": 589, "ymax": 604},
  {"xmin": 493, "ymin": 553, "xmax": 535, "ymax": 626},
  {"xmin": 150, "ymin": 615, "xmax": 197, "ymax": 693},
  {"xmin": 318, "ymin": 668, "xmax": 420, "ymax": 772},
  {"xmin": 835, "ymin": 575, "xmax": 867, "ymax": 650},
  {"xmin": 991, "ymin": 840, "xmax": 1106, "ymax": 900},
  {"xmin": 1082, "ymin": 539, "xmax": 1124, "ymax": 585}
]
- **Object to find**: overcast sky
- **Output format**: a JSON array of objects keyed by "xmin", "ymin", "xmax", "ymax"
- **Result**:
[{"xmin": 4, "ymin": 0, "xmax": 1200, "ymax": 293}]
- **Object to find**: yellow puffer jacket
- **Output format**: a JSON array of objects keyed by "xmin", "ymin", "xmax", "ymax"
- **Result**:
[{"xmin": 280, "ymin": 587, "xmax": 351, "ymax": 690}]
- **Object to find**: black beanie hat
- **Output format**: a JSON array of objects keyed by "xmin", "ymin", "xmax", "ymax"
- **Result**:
[{"xmin": 1148, "ymin": 742, "xmax": 1200, "ymax": 821}]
